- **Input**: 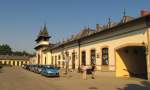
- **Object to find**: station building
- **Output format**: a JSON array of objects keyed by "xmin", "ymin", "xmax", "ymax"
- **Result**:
[
  {"xmin": 0, "ymin": 55, "xmax": 30, "ymax": 66},
  {"xmin": 34, "ymin": 11, "xmax": 150, "ymax": 79}
]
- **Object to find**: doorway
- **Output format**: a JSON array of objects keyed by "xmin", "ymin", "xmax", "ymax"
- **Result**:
[
  {"xmin": 72, "ymin": 52, "xmax": 76, "ymax": 69},
  {"xmin": 90, "ymin": 49, "xmax": 96, "ymax": 65},
  {"xmin": 81, "ymin": 51, "xmax": 86, "ymax": 65},
  {"xmin": 116, "ymin": 46, "xmax": 148, "ymax": 79}
]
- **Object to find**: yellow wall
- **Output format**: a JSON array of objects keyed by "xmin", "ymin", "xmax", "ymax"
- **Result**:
[
  {"xmin": 52, "ymin": 45, "xmax": 79, "ymax": 69},
  {"xmin": 0, "ymin": 60, "xmax": 29, "ymax": 66},
  {"xmin": 35, "ymin": 19, "xmax": 150, "ymax": 76},
  {"xmin": 50, "ymin": 23, "xmax": 148, "ymax": 71},
  {"xmin": 34, "ymin": 18, "xmax": 150, "ymax": 79},
  {"xmin": 116, "ymin": 50, "xmax": 129, "ymax": 77}
]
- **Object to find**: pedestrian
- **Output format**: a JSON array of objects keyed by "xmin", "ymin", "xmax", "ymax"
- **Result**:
[
  {"xmin": 82, "ymin": 64, "xmax": 87, "ymax": 80},
  {"xmin": 91, "ymin": 64, "xmax": 96, "ymax": 79}
]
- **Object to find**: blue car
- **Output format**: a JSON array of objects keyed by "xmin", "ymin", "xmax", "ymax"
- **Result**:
[
  {"xmin": 41, "ymin": 65, "xmax": 60, "ymax": 77},
  {"xmin": 36, "ymin": 65, "xmax": 44, "ymax": 74}
]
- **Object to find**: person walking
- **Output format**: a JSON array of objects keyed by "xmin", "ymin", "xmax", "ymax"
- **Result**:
[
  {"xmin": 91, "ymin": 64, "xmax": 96, "ymax": 79},
  {"xmin": 82, "ymin": 64, "xmax": 87, "ymax": 80}
]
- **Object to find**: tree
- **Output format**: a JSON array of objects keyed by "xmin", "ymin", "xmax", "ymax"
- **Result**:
[
  {"xmin": 13, "ymin": 51, "xmax": 31, "ymax": 56},
  {"xmin": 0, "ymin": 44, "xmax": 32, "ymax": 56},
  {"xmin": 0, "ymin": 44, "xmax": 12, "ymax": 55}
]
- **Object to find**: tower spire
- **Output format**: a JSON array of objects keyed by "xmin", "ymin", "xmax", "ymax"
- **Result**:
[{"xmin": 43, "ymin": 24, "xmax": 49, "ymax": 36}]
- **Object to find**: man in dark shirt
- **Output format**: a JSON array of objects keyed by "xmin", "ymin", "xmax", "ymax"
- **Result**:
[{"xmin": 91, "ymin": 64, "xmax": 96, "ymax": 79}]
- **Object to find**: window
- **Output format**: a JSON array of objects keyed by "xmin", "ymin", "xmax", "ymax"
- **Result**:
[
  {"xmin": 45, "ymin": 57, "xmax": 47, "ymax": 64},
  {"xmin": 58, "ymin": 61, "xmax": 60, "ymax": 66},
  {"xmin": 90, "ymin": 49, "xmax": 96, "ymax": 65},
  {"xmin": 52, "ymin": 56, "xmax": 54, "ymax": 64},
  {"xmin": 62, "ymin": 61, "xmax": 65, "ymax": 68},
  {"xmin": 81, "ymin": 51, "xmax": 86, "ymax": 65},
  {"xmin": 4, "ymin": 61, "xmax": 7, "ymax": 65},
  {"xmin": 55, "ymin": 56, "xmax": 57, "ymax": 66},
  {"xmin": 58, "ymin": 55, "xmax": 61, "ymax": 60},
  {"xmin": 102, "ymin": 48, "xmax": 109, "ymax": 65}
]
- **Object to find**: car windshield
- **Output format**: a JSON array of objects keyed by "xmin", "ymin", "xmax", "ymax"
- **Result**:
[{"xmin": 45, "ymin": 66, "xmax": 55, "ymax": 69}]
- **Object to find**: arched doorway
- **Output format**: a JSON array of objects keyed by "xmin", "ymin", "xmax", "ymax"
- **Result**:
[
  {"xmin": 21, "ymin": 61, "xmax": 23, "ymax": 66},
  {"xmin": 17, "ymin": 61, "xmax": 20, "ymax": 66},
  {"xmin": 116, "ymin": 45, "xmax": 148, "ymax": 79},
  {"xmin": 13, "ymin": 61, "xmax": 15, "ymax": 66},
  {"xmin": 9, "ymin": 61, "xmax": 11, "ymax": 65}
]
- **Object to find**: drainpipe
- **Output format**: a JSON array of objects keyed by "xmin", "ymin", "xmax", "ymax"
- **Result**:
[
  {"xmin": 77, "ymin": 40, "xmax": 81, "ymax": 72},
  {"xmin": 62, "ymin": 45, "xmax": 65, "ymax": 68}
]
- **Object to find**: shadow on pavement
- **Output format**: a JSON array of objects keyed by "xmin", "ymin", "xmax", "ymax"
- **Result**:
[{"xmin": 117, "ymin": 81, "xmax": 150, "ymax": 90}]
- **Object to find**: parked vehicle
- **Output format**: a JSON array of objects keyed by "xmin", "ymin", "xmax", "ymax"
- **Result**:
[
  {"xmin": 36, "ymin": 65, "xmax": 44, "ymax": 74},
  {"xmin": 28, "ymin": 65, "xmax": 34, "ymax": 71},
  {"xmin": 30, "ymin": 65, "xmax": 37, "ymax": 72},
  {"xmin": 22, "ymin": 64, "xmax": 28, "ymax": 69},
  {"xmin": 41, "ymin": 65, "xmax": 60, "ymax": 77}
]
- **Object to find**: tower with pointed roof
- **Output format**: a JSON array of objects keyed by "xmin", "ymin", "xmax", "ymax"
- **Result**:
[{"xmin": 35, "ymin": 24, "xmax": 51, "ymax": 64}]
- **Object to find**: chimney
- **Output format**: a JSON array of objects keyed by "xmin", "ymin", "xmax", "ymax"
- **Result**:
[
  {"xmin": 96, "ymin": 24, "xmax": 100, "ymax": 31},
  {"xmin": 141, "ymin": 10, "xmax": 150, "ymax": 16}
]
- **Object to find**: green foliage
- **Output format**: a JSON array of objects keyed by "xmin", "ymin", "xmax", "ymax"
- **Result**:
[
  {"xmin": 0, "ymin": 44, "xmax": 32, "ymax": 56},
  {"xmin": 0, "ymin": 44, "xmax": 12, "ymax": 55},
  {"xmin": 13, "ymin": 51, "xmax": 31, "ymax": 56}
]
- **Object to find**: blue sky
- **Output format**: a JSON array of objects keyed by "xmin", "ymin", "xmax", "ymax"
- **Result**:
[{"xmin": 0, "ymin": 0, "xmax": 150, "ymax": 53}]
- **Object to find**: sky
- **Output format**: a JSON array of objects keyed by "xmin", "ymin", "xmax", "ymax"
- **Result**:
[{"xmin": 0, "ymin": 0, "xmax": 150, "ymax": 53}]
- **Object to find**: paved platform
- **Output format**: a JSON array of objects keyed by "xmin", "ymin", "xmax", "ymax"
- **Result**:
[{"xmin": 0, "ymin": 67, "xmax": 150, "ymax": 90}]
